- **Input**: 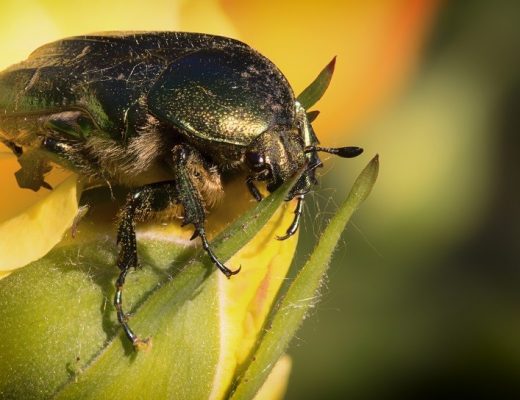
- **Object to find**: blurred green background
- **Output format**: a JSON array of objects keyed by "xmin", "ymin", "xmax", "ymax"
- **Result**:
[
  {"xmin": 289, "ymin": 1, "xmax": 520, "ymax": 398},
  {"xmin": 1, "ymin": 1, "xmax": 519, "ymax": 398}
]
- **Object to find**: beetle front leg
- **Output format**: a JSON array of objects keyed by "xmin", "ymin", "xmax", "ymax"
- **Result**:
[
  {"xmin": 277, "ymin": 169, "xmax": 312, "ymax": 240},
  {"xmin": 246, "ymin": 176, "xmax": 263, "ymax": 202},
  {"xmin": 246, "ymin": 169, "xmax": 271, "ymax": 202},
  {"xmin": 172, "ymin": 144, "xmax": 240, "ymax": 278},
  {"xmin": 277, "ymin": 195, "xmax": 305, "ymax": 240}
]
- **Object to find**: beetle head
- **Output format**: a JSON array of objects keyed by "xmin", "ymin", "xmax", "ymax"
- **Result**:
[{"xmin": 245, "ymin": 128, "xmax": 306, "ymax": 192}]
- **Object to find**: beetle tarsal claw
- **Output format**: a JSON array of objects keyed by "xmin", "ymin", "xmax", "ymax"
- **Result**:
[
  {"xmin": 226, "ymin": 265, "xmax": 242, "ymax": 278},
  {"xmin": 276, "ymin": 233, "xmax": 291, "ymax": 241},
  {"xmin": 198, "ymin": 230, "xmax": 240, "ymax": 278},
  {"xmin": 277, "ymin": 195, "xmax": 305, "ymax": 240}
]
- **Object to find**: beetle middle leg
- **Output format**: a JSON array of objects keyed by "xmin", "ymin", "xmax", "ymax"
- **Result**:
[{"xmin": 170, "ymin": 143, "xmax": 239, "ymax": 278}]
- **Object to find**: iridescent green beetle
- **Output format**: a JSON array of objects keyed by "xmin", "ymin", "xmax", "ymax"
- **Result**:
[{"xmin": 0, "ymin": 32, "xmax": 362, "ymax": 347}]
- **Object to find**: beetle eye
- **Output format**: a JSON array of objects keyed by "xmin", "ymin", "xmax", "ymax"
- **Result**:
[{"xmin": 245, "ymin": 151, "xmax": 266, "ymax": 172}]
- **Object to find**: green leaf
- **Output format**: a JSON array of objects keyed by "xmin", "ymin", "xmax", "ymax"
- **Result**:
[
  {"xmin": 306, "ymin": 110, "xmax": 320, "ymax": 123},
  {"xmin": 296, "ymin": 57, "xmax": 336, "ymax": 110},
  {"xmin": 230, "ymin": 155, "xmax": 379, "ymax": 400},
  {"xmin": 0, "ymin": 174, "xmax": 299, "ymax": 400}
]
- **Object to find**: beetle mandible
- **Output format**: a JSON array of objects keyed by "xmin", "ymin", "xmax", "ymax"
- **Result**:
[{"xmin": 0, "ymin": 32, "xmax": 362, "ymax": 347}]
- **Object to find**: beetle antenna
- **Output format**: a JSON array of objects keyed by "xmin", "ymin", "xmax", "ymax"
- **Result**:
[{"xmin": 305, "ymin": 146, "xmax": 363, "ymax": 158}]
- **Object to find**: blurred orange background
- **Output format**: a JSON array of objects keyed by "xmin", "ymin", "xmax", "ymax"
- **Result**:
[{"xmin": 2, "ymin": 0, "xmax": 519, "ymax": 398}]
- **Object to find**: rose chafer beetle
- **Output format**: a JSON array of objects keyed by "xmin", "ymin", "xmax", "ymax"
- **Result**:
[{"xmin": 0, "ymin": 32, "xmax": 362, "ymax": 347}]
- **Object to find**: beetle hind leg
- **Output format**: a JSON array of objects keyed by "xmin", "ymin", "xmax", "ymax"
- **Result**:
[
  {"xmin": 115, "ymin": 189, "xmax": 146, "ymax": 347},
  {"xmin": 114, "ymin": 182, "xmax": 176, "ymax": 348}
]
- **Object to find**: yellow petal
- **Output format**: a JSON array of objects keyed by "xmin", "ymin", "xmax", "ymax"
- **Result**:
[
  {"xmin": 0, "ymin": 270, "xmax": 11, "ymax": 280},
  {"xmin": 208, "ymin": 199, "xmax": 298, "ymax": 400},
  {"xmin": 0, "ymin": 174, "xmax": 81, "ymax": 273},
  {"xmin": 253, "ymin": 355, "xmax": 292, "ymax": 400},
  {"xmin": 178, "ymin": 0, "xmax": 239, "ymax": 37}
]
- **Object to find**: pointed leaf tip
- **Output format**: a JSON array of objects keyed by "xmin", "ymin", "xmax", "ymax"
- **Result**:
[
  {"xmin": 297, "ymin": 56, "xmax": 337, "ymax": 110},
  {"xmin": 350, "ymin": 154, "xmax": 379, "ymax": 206},
  {"xmin": 329, "ymin": 55, "xmax": 337, "ymax": 71},
  {"xmin": 306, "ymin": 110, "xmax": 320, "ymax": 123}
]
